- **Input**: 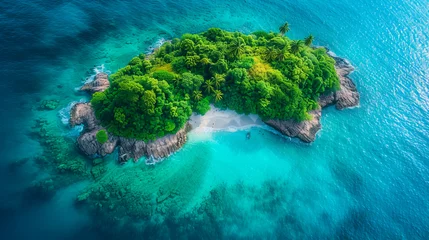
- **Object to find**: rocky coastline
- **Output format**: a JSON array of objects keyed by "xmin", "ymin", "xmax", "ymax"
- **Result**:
[
  {"xmin": 264, "ymin": 51, "xmax": 360, "ymax": 142},
  {"xmin": 71, "ymin": 52, "xmax": 359, "ymax": 163},
  {"xmin": 71, "ymin": 73, "xmax": 191, "ymax": 164}
]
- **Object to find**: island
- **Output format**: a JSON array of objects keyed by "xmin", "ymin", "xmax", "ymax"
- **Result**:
[{"xmin": 70, "ymin": 26, "xmax": 359, "ymax": 164}]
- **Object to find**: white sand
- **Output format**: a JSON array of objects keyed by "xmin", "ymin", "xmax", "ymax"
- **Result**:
[{"xmin": 189, "ymin": 105, "xmax": 264, "ymax": 134}]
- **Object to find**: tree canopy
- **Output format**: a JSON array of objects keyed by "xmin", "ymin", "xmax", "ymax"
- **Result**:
[{"xmin": 91, "ymin": 27, "xmax": 339, "ymax": 141}]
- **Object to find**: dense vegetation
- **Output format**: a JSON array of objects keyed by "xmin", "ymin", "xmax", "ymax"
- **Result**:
[{"xmin": 91, "ymin": 25, "xmax": 339, "ymax": 141}]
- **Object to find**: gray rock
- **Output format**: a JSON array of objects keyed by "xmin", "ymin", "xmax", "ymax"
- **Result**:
[
  {"xmin": 70, "ymin": 103, "xmax": 99, "ymax": 131},
  {"xmin": 118, "ymin": 123, "xmax": 191, "ymax": 164},
  {"xmin": 77, "ymin": 129, "xmax": 118, "ymax": 157},
  {"xmin": 264, "ymin": 109, "xmax": 321, "ymax": 143},
  {"xmin": 80, "ymin": 73, "xmax": 110, "ymax": 93},
  {"xmin": 325, "ymin": 51, "xmax": 360, "ymax": 110}
]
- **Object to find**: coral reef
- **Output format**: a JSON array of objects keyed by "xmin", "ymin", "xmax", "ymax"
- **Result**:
[{"xmin": 38, "ymin": 99, "xmax": 60, "ymax": 110}]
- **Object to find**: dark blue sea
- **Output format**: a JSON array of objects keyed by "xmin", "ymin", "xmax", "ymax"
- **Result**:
[{"xmin": 1, "ymin": 0, "xmax": 429, "ymax": 239}]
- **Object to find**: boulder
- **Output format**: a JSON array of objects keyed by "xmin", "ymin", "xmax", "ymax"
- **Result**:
[
  {"xmin": 264, "ymin": 109, "xmax": 321, "ymax": 143},
  {"xmin": 77, "ymin": 129, "xmax": 118, "ymax": 157},
  {"xmin": 80, "ymin": 73, "xmax": 110, "ymax": 93},
  {"xmin": 118, "ymin": 123, "xmax": 191, "ymax": 164},
  {"xmin": 70, "ymin": 103, "xmax": 99, "ymax": 131},
  {"xmin": 325, "ymin": 52, "xmax": 360, "ymax": 109}
]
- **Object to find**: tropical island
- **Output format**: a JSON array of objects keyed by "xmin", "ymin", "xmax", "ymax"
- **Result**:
[{"xmin": 70, "ymin": 24, "xmax": 359, "ymax": 164}]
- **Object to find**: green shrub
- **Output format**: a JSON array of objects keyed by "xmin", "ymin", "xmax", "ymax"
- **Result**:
[{"xmin": 96, "ymin": 130, "xmax": 108, "ymax": 144}]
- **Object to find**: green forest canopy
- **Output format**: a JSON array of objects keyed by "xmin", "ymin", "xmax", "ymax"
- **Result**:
[{"xmin": 91, "ymin": 26, "xmax": 340, "ymax": 141}]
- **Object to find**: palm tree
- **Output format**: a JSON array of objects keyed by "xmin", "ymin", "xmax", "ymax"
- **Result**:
[
  {"xmin": 171, "ymin": 77, "xmax": 180, "ymax": 87},
  {"xmin": 265, "ymin": 47, "xmax": 278, "ymax": 62},
  {"xmin": 290, "ymin": 40, "xmax": 303, "ymax": 54},
  {"xmin": 279, "ymin": 22, "xmax": 290, "ymax": 36},
  {"xmin": 275, "ymin": 47, "xmax": 290, "ymax": 61},
  {"xmin": 213, "ymin": 74, "xmax": 225, "ymax": 89},
  {"xmin": 214, "ymin": 90, "xmax": 223, "ymax": 102},
  {"xmin": 193, "ymin": 90, "xmax": 203, "ymax": 101},
  {"xmin": 304, "ymin": 34, "xmax": 314, "ymax": 46},
  {"xmin": 203, "ymin": 79, "xmax": 215, "ymax": 94},
  {"xmin": 228, "ymin": 37, "xmax": 246, "ymax": 59}
]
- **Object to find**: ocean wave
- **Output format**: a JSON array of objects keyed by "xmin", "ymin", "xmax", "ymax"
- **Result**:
[{"xmin": 146, "ymin": 38, "xmax": 170, "ymax": 54}]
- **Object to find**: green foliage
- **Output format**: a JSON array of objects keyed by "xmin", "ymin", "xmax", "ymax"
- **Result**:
[
  {"xmin": 96, "ymin": 130, "xmax": 108, "ymax": 144},
  {"xmin": 304, "ymin": 34, "xmax": 314, "ymax": 46},
  {"xmin": 92, "ymin": 26, "xmax": 339, "ymax": 139},
  {"xmin": 194, "ymin": 97, "xmax": 211, "ymax": 115}
]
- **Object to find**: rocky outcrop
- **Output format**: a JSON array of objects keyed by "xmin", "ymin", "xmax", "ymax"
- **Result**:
[
  {"xmin": 80, "ymin": 73, "xmax": 110, "ymax": 93},
  {"xmin": 264, "ymin": 52, "xmax": 360, "ymax": 143},
  {"xmin": 70, "ymin": 103, "xmax": 99, "ymax": 130},
  {"xmin": 118, "ymin": 123, "xmax": 191, "ymax": 164},
  {"xmin": 70, "ymin": 103, "xmax": 191, "ymax": 164},
  {"xmin": 323, "ymin": 51, "xmax": 360, "ymax": 109},
  {"xmin": 264, "ymin": 109, "xmax": 321, "ymax": 143},
  {"xmin": 70, "ymin": 103, "xmax": 118, "ymax": 157}
]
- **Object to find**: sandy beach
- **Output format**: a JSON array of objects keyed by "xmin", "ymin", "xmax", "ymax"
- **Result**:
[{"xmin": 189, "ymin": 105, "xmax": 264, "ymax": 133}]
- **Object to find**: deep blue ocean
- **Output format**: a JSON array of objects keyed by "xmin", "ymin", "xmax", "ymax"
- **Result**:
[{"xmin": 1, "ymin": 0, "xmax": 429, "ymax": 239}]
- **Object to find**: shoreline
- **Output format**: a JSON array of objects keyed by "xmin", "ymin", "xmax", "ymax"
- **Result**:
[{"xmin": 189, "ymin": 105, "xmax": 264, "ymax": 133}]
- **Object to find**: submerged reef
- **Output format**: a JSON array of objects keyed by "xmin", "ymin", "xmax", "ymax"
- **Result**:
[
  {"xmin": 77, "ymin": 178, "xmax": 352, "ymax": 239},
  {"xmin": 75, "ymin": 144, "xmax": 211, "ymax": 223},
  {"xmin": 24, "ymin": 118, "xmax": 91, "ymax": 200}
]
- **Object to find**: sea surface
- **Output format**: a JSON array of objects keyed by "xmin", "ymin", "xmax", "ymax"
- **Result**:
[{"xmin": 1, "ymin": 0, "xmax": 429, "ymax": 239}]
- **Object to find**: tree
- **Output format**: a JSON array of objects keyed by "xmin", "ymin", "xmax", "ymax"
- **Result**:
[
  {"xmin": 193, "ymin": 90, "xmax": 203, "ymax": 101},
  {"xmin": 214, "ymin": 90, "xmax": 223, "ymax": 102},
  {"xmin": 96, "ymin": 130, "xmax": 108, "ymax": 144},
  {"xmin": 290, "ymin": 40, "xmax": 303, "ymax": 54},
  {"xmin": 304, "ymin": 34, "xmax": 314, "ymax": 46},
  {"xmin": 213, "ymin": 74, "xmax": 225, "ymax": 89},
  {"xmin": 203, "ymin": 79, "xmax": 215, "ymax": 94},
  {"xmin": 279, "ymin": 22, "xmax": 290, "ymax": 36},
  {"xmin": 228, "ymin": 37, "xmax": 246, "ymax": 59},
  {"xmin": 180, "ymin": 39, "xmax": 195, "ymax": 53},
  {"xmin": 274, "ymin": 47, "xmax": 289, "ymax": 61}
]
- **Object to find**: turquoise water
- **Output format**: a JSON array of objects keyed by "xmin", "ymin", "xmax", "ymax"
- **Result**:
[{"xmin": 1, "ymin": 0, "xmax": 429, "ymax": 239}]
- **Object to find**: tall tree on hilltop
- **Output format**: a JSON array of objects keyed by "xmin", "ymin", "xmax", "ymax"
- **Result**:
[
  {"xmin": 304, "ymin": 34, "xmax": 314, "ymax": 46},
  {"xmin": 279, "ymin": 22, "xmax": 290, "ymax": 36}
]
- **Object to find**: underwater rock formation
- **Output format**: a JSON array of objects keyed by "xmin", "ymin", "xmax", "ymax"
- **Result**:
[
  {"xmin": 70, "ymin": 103, "xmax": 191, "ymax": 163},
  {"xmin": 265, "ymin": 54, "xmax": 360, "ymax": 143}
]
